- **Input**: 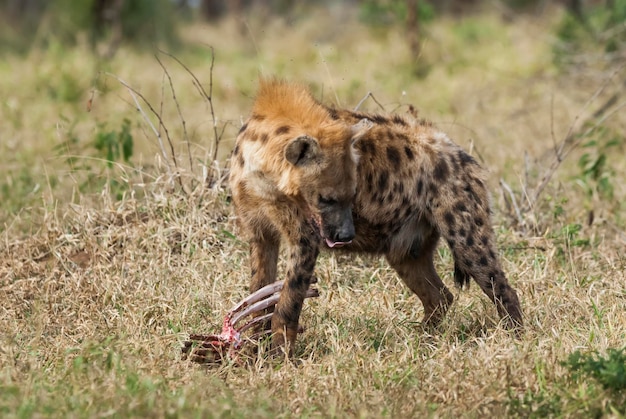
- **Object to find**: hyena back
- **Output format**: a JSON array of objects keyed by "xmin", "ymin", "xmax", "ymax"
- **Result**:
[{"xmin": 228, "ymin": 79, "xmax": 522, "ymax": 355}]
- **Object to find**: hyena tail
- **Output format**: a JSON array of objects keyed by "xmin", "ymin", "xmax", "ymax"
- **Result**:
[{"xmin": 428, "ymin": 167, "xmax": 523, "ymax": 330}]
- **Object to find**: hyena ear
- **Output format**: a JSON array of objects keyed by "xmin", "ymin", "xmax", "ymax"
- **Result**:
[
  {"xmin": 350, "ymin": 118, "xmax": 373, "ymax": 147},
  {"xmin": 285, "ymin": 135, "xmax": 321, "ymax": 166}
]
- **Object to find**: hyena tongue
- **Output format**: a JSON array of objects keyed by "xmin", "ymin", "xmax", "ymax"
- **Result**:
[{"xmin": 325, "ymin": 238, "xmax": 352, "ymax": 248}]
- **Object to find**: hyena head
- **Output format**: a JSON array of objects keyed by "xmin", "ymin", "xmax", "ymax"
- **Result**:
[{"xmin": 282, "ymin": 119, "xmax": 372, "ymax": 248}]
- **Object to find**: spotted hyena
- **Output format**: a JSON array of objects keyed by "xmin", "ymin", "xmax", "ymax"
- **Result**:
[{"xmin": 228, "ymin": 79, "xmax": 522, "ymax": 354}]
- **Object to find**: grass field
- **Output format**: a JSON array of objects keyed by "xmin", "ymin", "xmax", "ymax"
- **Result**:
[{"xmin": 1, "ymin": 4, "xmax": 625, "ymax": 417}]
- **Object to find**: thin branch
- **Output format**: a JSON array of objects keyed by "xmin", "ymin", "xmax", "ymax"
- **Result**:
[
  {"xmin": 159, "ymin": 72, "xmax": 166, "ymax": 148},
  {"xmin": 563, "ymin": 99, "xmax": 626, "ymax": 159},
  {"xmin": 157, "ymin": 47, "xmax": 223, "ymax": 165},
  {"xmin": 354, "ymin": 92, "xmax": 371, "ymax": 111},
  {"xmin": 354, "ymin": 92, "xmax": 386, "ymax": 112},
  {"xmin": 105, "ymin": 72, "xmax": 181, "ymax": 188},
  {"xmin": 526, "ymin": 65, "xmax": 625, "ymax": 211},
  {"xmin": 500, "ymin": 178, "xmax": 524, "ymax": 229},
  {"xmin": 155, "ymin": 53, "xmax": 194, "ymax": 174},
  {"xmin": 206, "ymin": 45, "xmax": 220, "ymax": 163},
  {"xmin": 318, "ymin": 48, "xmax": 340, "ymax": 107},
  {"xmin": 523, "ymin": 151, "xmax": 531, "ymax": 209},
  {"xmin": 105, "ymin": 73, "xmax": 168, "ymax": 166}
]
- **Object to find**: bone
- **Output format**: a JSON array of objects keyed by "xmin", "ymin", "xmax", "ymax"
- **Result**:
[
  {"xmin": 229, "ymin": 278, "xmax": 318, "ymax": 318},
  {"xmin": 238, "ymin": 312, "xmax": 274, "ymax": 334},
  {"xmin": 231, "ymin": 286, "xmax": 321, "ymax": 334},
  {"xmin": 230, "ymin": 286, "xmax": 320, "ymax": 328},
  {"xmin": 228, "ymin": 281, "xmax": 285, "ymax": 316},
  {"xmin": 230, "ymin": 293, "xmax": 281, "ymax": 327},
  {"xmin": 183, "ymin": 280, "xmax": 321, "ymax": 364}
]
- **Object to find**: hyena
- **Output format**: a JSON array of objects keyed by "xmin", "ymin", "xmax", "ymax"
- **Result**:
[{"xmin": 228, "ymin": 79, "xmax": 522, "ymax": 355}]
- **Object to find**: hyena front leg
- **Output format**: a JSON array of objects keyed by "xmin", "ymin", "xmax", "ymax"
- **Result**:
[
  {"xmin": 246, "ymin": 229, "xmax": 281, "ymax": 334},
  {"xmin": 271, "ymin": 222, "xmax": 320, "ymax": 356},
  {"xmin": 249, "ymin": 231, "xmax": 280, "ymax": 293}
]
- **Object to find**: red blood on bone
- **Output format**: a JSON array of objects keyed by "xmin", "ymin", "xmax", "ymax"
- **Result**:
[{"xmin": 183, "ymin": 280, "xmax": 320, "ymax": 363}]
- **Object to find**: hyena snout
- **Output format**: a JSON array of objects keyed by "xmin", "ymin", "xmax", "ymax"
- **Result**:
[
  {"xmin": 333, "ymin": 217, "xmax": 355, "ymax": 243},
  {"xmin": 322, "ymin": 207, "xmax": 355, "ymax": 247}
]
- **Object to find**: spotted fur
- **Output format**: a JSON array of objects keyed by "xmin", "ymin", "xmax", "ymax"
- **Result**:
[{"xmin": 229, "ymin": 79, "xmax": 523, "ymax": 355}]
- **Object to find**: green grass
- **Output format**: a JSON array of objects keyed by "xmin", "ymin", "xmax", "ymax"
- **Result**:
[{"xmin": 1, "ymin": 4, "xmax": 626, "ymax": 418}]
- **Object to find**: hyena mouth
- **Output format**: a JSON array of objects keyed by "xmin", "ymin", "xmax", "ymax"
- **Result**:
[
  {"xmin": 324, "ymin": 238, "xmax": 352, "ymax": 248},
  {"xmin": 310, "ymin": 216, "xmax": 352, "ymax": 248}
]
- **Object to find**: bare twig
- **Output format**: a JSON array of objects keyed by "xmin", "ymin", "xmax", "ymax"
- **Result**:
[
  {"xmin": 563, "ymin": 99, "xmax": 626, "ymax": 159},
  {"xmin": 157, "ymin": 47, "xmax": 224, "ymax": 183},
  {"xmin": 354, "ymin": 92, "xmax": 370, "ymax": 111},
  {"xmin": 523, "ymin": 151, "xmax": 531, "ymax": 199},
  {"xmin": 105, "ymin": 74, "xmax": 168, "ymax": 166},
  {"xmin": 354, "ymin": 92, "xmax": 386, "ymax": 112},
  {"xmin": 206, "ymin": 46, "xmax": 220, "ymax": 164},
  {"xmin": 525, "ymin": 65, "xmax": 625, "ymax": 212},
  {"xmin": 158, "ymin": 73, "xmax": 167, "ymax": 164},
  {"xmin": 105, "ymin": 72, "xmax": 182, "ymax": 189},
  {"xmin": 155, "ymin": 53, "xmax": 194, "ymax": 174},
  {"xmin": 318, "ymin": 49, "xmax": 340, "ymax": 107},
  {"xmin": 500, "ymin": 178, "xmax": 524, "ymax": 229}
]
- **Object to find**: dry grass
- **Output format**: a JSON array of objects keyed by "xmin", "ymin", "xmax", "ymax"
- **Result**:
[{"xmin": 1, "ymin": 5, "xmax": 625, "ymax": 418}]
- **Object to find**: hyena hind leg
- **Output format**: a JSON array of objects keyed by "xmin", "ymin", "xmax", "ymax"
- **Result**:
[
  {"xmin": 386, "ymin": 234, "xmax": 454, "ymax": 327},
  {"xmin": 430, "ymin": 175, "xmax": 523, "ymax": 331},
  {"xmin": 433, "ymin": 213, "xmax": 523, "ymax": 330},
  {"xmin": 474, "ymin": 256, "xmax": 523, "ymax": 330}
]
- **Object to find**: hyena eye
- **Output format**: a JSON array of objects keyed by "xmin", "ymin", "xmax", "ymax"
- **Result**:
[{"xmin": 318, "ymin": 196, "xmax": 338, "ymax": 206}]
